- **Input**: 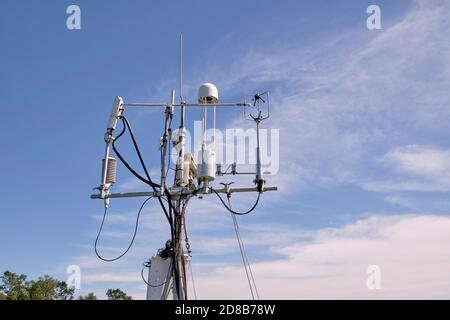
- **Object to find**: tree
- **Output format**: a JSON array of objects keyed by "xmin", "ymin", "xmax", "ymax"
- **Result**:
[
  {"xmin": 0, "ymin": 271, "xmax": 75, "ymax": 300},
  {"xmin": 78, "ymin": 292, "xmax": 97, "ymax": 300},
  {"xmin": 28, "ymin": 275, "xmax": 59, "ymax": 300},
  {"xmin": 0, "ymin": 271, "xmax": 30, "ymax": 300},
  {"xmin": 106, "ymin": 288, "xmax": 132, "ymax": 300},
  {"xmin": 1, "ymin": 270, "xmax": 131, "ymax": 300},
  {"xmin": 55, "ymin": 281, "xmax": 75, "ymax": 300},
  {"xmin": 27, "ymin": 275, "xmax": 74, "ymax": 300}
]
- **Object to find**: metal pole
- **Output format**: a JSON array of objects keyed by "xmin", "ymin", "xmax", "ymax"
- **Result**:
[
  {"xmin": 161, "ymin": 91, "xmax": 175, "ymax": 195},
  {"xmin": 173, "ymin": 200, "xmax": 185, "ymax": 300},
  {"xmin": 255, "ymin": 120, "xmax": 263, "ymax": 191},
  {"xmin": 176, "ymin": 106, "xmax": 186, "ymax": 186},
  {"xmin": 179, "ymin": 34, "xmax": 184, "ymax": 103},
  {"xmin": 175, "ymin": 33, "xmax": 186, "ymax": 187}
]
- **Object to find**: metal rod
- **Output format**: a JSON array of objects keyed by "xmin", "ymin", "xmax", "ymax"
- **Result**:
[
  {"xmin": 90, "ymin": 186, "xmax": 277, "ymax": 199},
  {"xmin": 213, "ymin": 105, "xmax": 216, "ymax": 150},
  {"xmin": 177, "ymin": 35, "xmax": 186, "ymax": 186},
  {"xmin": 256, "ymin": 121, "xmax": 262, "ymax": 183},
  {"xmin": 125, "ymin": 103, "xmax": 250, "ymax": 107},
  {"xmin": 176, "ymin": 103, "xmax": 186, "ymax": 185},
  {"xmin": 179, "ymin": 34, "xmax": 184, "ymax": 103},
  {"xmin": 160, "ymin": 90, "xmax": 175, "ymax": 194},
  {"xmin": 220, "ymin": 172, "xmax": 256, "ymax": 175},
  {"xmin": 201, "ymin": 105, "xmax": 206, "ymax": 149}
]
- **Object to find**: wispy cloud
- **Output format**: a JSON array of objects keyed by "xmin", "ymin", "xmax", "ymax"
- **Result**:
[
  {"xmin": 193, "ymin": 214, "xmax": 450, "ymax": 299},
  {"xmin": 67, "ymin": 213, "xmax": 450, "ymax": 299},
  {"xmin": 364, "ymin": 145, "xmax": 450, "ymax": 192},
  {"xmin": 188, "ymin": 0, "xmax": 450, "ymax": 198}
]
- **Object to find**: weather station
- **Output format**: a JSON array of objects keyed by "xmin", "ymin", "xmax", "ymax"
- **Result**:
[{"xmin": 90, "ymin": 35, "xmax": 277, "ymax": 300}]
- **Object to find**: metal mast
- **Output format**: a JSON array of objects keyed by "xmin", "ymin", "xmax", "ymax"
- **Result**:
[{"xmin": 92, "ymin": 36, "xmax": 277, "ymax": 300}]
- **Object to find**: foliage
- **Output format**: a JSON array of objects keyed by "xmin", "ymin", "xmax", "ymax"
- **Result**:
[
  {"xmin": 0, "ymin": 271, "xmax": 30, "ymax": 300},
  {"xmin": 55, "ymin": 280, "xmax": 75, "ymax": 300},
  {"xmin": 106, "ymin": 288, "xmax": 132, "ymax": 300},
  {"xmin": 78, "ymin": 292, "xmax": 98, "ymax": 300},
  {"xmin": 0, "ymin": 270, "xmax": 130, "ymax": 300}
]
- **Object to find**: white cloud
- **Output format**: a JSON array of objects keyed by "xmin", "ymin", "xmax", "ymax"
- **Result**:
[
  {"xmin": 360, "ymin": 145, "xmax": 450, "ymax": 192},
  {"xmin": 82, "ymin": 272, "xmax": 142, "ymax": 284},
  {"xmin": 380, "ymin": 145, "xmax": 450, "ymax": 188},
  {"xmin": 193, "ymin": 214, "xmax": 450, "ymax": 299},
  {"xmin": 69, "ymin": 214, "xmax": 450, "ymax": 299},
  {"xmin": 187, "ymin": 0, "xmax": 450, "ymax": 196}
]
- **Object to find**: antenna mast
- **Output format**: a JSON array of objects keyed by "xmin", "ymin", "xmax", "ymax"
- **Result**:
[
  {"xmin": 91, "ymin": 36, "xmax": 277, "ymax": 300},
  {"xmin": 179, "ymin": 33, "xmax": 184, "ymax": 103}
]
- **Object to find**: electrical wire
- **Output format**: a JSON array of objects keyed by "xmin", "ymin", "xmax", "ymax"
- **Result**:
[
  {"xmin": 211, "ymin": 188, "xmax": 261, "ymax": 215},
  {"xmin": 112, "ymin": 116, "xmax": 174, "ymax": 232},
  {"xmin": 227, "ymin": 197, "xmax": 259, "ymax": 300},
  {"xmin": 180, "ymin": 200, "xmax": 191, "ymax": 299},
  {"xmin": 141, "ymin": 261, "xmax": 171, "ymax": 288},
  {"xmin": 182, "ymin": 209, "xmax": 198, "ymax": 300},
  {"xmin": 181, "ymin": 251, "xmax": 188, "ymax": 299},
  {"xmin": 112, "ymin": 118, "xmax": 154, "ymax": 187},
  {"xmin": 168, "ymin": 197, "xmax": 182, "ymax": 299},
  {"xmin": 122, "ymin": 117, "xmax": 161, "ymax": 189},
  {"xmin": 188, "ymin": 259, "xmax": 198, "ymax": 300},
  {"xmin": 94, "ymin": 196, "xmax": 153, "ymax": 262},
  {"xmin": 142, "ymin": 261, "xmax": 174, "ymax": 300},
  {"xmin": 228, "ymin": 197, "xmax": 260, "ymax": 300},
  {"xmin": 111, "ymin": 115, "xmax": 181, "ymax": 298},
  {"xmin": 161, "ymin": 123, "xmax": 173, "ymax": 180}
]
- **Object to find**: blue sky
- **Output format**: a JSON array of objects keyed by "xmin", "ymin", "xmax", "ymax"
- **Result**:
[{"xmin": 1, "ymin": 0, "xmax": 450, "ymax": 299}]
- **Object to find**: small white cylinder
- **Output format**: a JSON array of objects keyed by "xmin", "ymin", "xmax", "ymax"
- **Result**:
[{"xmin": 198, "ymin": 149, "xmax": 216, "ymax": 182}]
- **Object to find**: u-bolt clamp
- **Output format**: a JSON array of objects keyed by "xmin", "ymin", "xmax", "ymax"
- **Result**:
[{"xmin": 220, "ymin": 182, "xmax": 234, "ymax": 199}]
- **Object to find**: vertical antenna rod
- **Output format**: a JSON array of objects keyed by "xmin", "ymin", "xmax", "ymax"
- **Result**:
[
  {"xmin": 176, "ymin": 33, "xmax": 186, "ymax": 186},
  {"xmin": 179, "ymin": 34, "xmax": 184, "ymax": 104}
]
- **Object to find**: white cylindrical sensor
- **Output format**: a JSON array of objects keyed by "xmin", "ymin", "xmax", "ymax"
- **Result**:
[{"xmin": 197, "ymin": 148, "xmax": 216, "ymax": 182}]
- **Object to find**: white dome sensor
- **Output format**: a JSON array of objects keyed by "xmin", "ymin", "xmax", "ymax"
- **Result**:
[{"xmin": 198, "ymin": 83, "xmax": 218, "ymax": 104}]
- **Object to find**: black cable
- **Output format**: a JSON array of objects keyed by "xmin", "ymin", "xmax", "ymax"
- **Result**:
[
  {"xmin": 142, "ymin": 260, "xmax": 174, "ymax": 300},
  {"xmin": 168, "ymin": 196, "xmax": 182, "ymax": 299},
  {"xmin": 94, "ymin": 196, "xmax": 153, "ymax": 262},
  {"xmin": 211, "ymin": 188, "xmax": 261, "ymax": 215},
  {"xmin": 110, "ymin": 116, "xmax": 181, "ymax": 297},
  {"xmin": 125, "ymin": 115, "xmax": 180, "ymax": 297},
  {"xmin": 141, "ymin": 266, "xmax": 168, "ymax": 288},
  {"xmin": 112, "ymin": 117, "xmax": 173, "ymax": 226},
  {"xmin": 111, "ymin": 119, "xmax": 154, "ymax": 187},
  {"xmin": 122, "ymin": 117, "xmax": 160, "ymax": 188}
]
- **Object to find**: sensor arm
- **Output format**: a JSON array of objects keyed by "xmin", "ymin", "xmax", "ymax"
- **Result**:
[
  {"xmin": 90, "ymin": 186, "xmax": 277, "ymax": 200},
  {"xmin": 125, "ymin": 102, "xmax": 250, "ymax": 108}
]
